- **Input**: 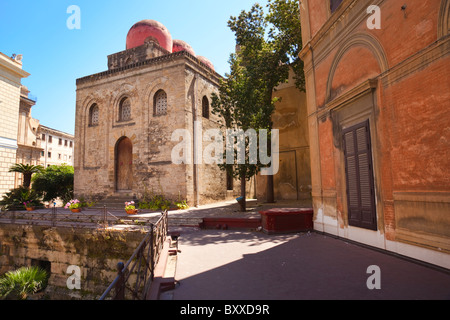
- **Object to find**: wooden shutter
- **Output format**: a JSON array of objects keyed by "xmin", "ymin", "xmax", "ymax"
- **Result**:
[
  {"xmin": 343, "ymin": 120, "xmax": 377, "ymax": 231},
  {"xmin": 330, "ymin": 0, "xmax": 344, "ymax": 13}
]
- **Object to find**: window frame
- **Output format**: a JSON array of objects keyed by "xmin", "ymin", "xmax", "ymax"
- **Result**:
[
  {"xmin": 119, "ymin": 97, "xmax": 132, "ymax": 122},
  {"xmin": 89, "ymin": 103, "xmax": 100, "ymax": 127},
  {"xmin": 153, "ymin": 89, "xmax": 168, "ymax": 116},
  {"xmin": 202, "ymin": 96, "xmax": 210, "ymax": 119}
]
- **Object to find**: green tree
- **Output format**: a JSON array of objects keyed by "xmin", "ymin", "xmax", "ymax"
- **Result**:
[
  {"xmin": 212, "ymin": 0, "xmax": 305, "ymax": 209},
  {"xmin": 8, "ymin": 164, "xmax": 44, "ymax": 189},
  {"xmin": 211, "ymin": 53, "xmax": 264, "ymax": 211},
  {"xmin": 32, "ymin": 164, "xmax": 74, "ymax": 203}
]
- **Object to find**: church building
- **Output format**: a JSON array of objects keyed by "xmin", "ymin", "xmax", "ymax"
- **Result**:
[
  {"xmin": 74, "ymin": 20, "xmax": 235, "ymax": 205},
  {"xmin": 299, "ymin": 0, "xmax": 450, "ymax": 268}
]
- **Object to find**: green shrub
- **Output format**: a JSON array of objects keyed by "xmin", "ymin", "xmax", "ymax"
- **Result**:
[
  {"xmin": 32, "ymin": 164, "xmax": 74, "ymax": 203},
  {"xmin": 0, "ymin": 266, "xmax": 48, "ymax": 300},
  {"xmin": 174, "ymin": 199, "xmax": 189, "ymax": 210},
  {"xmin": 0, "ymin": 187, "xmax": 43, "ymax": 211},
  {"xmin": 174, "ymin": 191, "xmax": 189, "ymax": 210},
  {"xmin": 138, "ymin": 194, "xmax": 172, "ymax": 211}
]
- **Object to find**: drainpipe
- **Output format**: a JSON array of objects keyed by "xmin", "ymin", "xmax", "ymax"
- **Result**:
[
  {"xmin": 192, "ymin": 74, "xmax": 200, "ymax": 207},
  {"xmin": 44, "ymin": 133, "xmax": 48, "ymax": 167}
]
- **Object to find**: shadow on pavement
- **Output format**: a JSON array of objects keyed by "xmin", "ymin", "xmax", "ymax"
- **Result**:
[{"xmin": 170, "ymin": 229, "xmax": 450, "ymax": 300}]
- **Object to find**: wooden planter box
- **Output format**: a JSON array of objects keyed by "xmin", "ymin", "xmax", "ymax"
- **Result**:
[{"xmin": 259, "ymin": 208, "xmax": 314, "ymax": 234}]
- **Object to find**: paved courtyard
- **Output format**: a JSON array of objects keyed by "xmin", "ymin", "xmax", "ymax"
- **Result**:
[
  {"xmin": 167, "ymin": 227, "xmax": 450, "ymax": 300},
  {"xmin": 3, "ymin": 198, "xmax": 449, "ymax": 300}
]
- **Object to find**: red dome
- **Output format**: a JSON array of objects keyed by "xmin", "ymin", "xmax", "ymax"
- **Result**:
[
  {"xmin": 126, "ymin": 20, "xmax": 173, "ymax": 52},
  {"xmin": 172, "ymin": 39, "xmax": 196, "ymax": 56},
  {"xmin": 197, "ymin": 56, "xmax": 215, "ymax": 71}
]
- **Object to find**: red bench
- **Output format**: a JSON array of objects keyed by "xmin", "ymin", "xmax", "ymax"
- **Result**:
[{"xmin": 259, "ymin": 208, "xmax": 314, "ymax": 234}]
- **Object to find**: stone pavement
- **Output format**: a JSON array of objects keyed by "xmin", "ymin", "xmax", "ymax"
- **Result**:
[
  {"xmin": 7, "ymin": 199, "xmax": 450, "ymax": 300},
  {"xmin": 165, "ymin": 198, "xmax": 312, "ymax": 221},
  {"xmin": 164, "ymin": 228, "xmax": 450, "ymax": 300},
  {"xmin": 157, "ymin": 199, "xmax": 450, "ymax": 300}
]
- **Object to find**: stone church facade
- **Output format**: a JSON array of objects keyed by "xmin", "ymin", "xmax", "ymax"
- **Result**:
[{"xmin": 74, "ymin": 20, "xmax": 235, "ymax": 205}]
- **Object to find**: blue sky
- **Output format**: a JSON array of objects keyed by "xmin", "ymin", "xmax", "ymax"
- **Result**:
[{"xmin": 0, "ymin": 0, "xmax": 268, "ymax": 135}]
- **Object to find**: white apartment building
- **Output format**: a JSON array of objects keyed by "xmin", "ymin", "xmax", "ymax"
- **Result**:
[
  {"xmin": 13, "ymin": 85, "xmax": 43, "ymax": 188},
  {"xmin": 0, "ymin": 52, "xmax": 30, "ymax": 197},
  {"xmin": 39, "ymin": 125, "xmax": 74, "ymax": 167}
]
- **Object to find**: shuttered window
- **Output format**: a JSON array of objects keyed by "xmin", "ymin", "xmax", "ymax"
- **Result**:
[
  {"xmin": 330, "ymin": 0, "xmax": 344, "ymax": 13},
  {"xmin": 343, "ymin": 120, "xmax": 377, "ymax": 231}
]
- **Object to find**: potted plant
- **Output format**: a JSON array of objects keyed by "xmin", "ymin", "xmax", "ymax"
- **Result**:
[
  {"xmin": 23, "ymin": 201, "xmax": 35, "ymax": 211},
  {"xmin": 125, "ymin": 201, "xmax": 137, "ymax": 215},
  {"xmin": 64, "ymin": 199, "xmax": 82, "ymax": 213}
]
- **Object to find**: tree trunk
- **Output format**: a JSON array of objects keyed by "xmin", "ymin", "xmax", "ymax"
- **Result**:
[
  {"xmin": 23, "ymin": 173, "xmax": 32, "ymax": 189},
  {"xmin": 266, "ymin": 175, "xmax": 274, "ymax": 203},
  {"xmin": 239, "ymin": 171, "xmax": 246, "ymax": 212},
  {"xmin": 266, "ymin": 125, "xmax": 275, "ymax": 203}
]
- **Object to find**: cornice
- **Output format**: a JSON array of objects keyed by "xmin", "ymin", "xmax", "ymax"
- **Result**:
[
  {"xmin": 0, "ymin": 53, "xmax": 30, "ymax": 80},
  {"xmin": 76, "ymin": 51, "xmax": 222, "ymax": 86},
  {"xmin": 325, "ymin": 78, "xmax": 377, "ymax": 112},
  {"xmin": 300, "ymin": 0, "xmax": 385, "ymax": 67}
]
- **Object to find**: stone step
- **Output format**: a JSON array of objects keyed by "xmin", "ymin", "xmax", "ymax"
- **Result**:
[
  {"xmin": 93, "ymin": 197, "xmax": 138, "ymax": 209},
  {"xmin": 200, "ymin": 217, "xmax": 262, "ymax": 230},
  {"xmin": 168, "ymin": 217, "xmax": 203, "ymax": 227}
]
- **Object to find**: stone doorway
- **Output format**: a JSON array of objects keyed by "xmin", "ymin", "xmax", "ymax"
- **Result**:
[{"xmin": 115, "ymin": 137, "xmax": 133, "ymax": 192}]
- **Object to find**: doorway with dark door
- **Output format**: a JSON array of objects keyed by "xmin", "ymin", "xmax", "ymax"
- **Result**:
[
  {"xmin": 342, "ymin": 120, "xmax": 377, "ymax": 231},
  {"xmin": 115, "ymin": 137, "xmax": 133, "ymax": 192}
]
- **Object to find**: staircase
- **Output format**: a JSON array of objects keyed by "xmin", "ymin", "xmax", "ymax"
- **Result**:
[{"xmin": 93, "ymin": 194, "xmax": 137, "ymax": 209}]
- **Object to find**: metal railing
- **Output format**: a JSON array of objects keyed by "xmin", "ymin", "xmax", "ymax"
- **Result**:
[
  {"xmin": 99, "ymin": 210, "xmax": 168, "ymax": 300},
  {"xmin": 0, "ymin": 206, "xmax": 162, "ymax": 229}
]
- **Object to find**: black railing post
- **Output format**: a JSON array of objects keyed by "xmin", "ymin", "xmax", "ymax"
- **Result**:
[
  {"xmin": 150, "ymin": 223, "xmax": 155, "ymax": 281},
  {"xmin": 52, "ymin": 202, "xmax": 57, "ymax": 227},
  {"xmin": 114, "ymin": 262, "xmax": 125, "ymax": 300},
  {"xmin": 103, "ymin": 205, "xmax": 107, "ymax": 229},
  {"xmin": 99, "ymin": 210, "xmax": 169, "ymax": 300}
]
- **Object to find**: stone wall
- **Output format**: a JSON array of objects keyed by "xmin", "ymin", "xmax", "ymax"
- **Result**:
[
  {"xmin": 256, "ymin": 70, "xmax": 312, "ymax": 202},
  {"xmin": 0, "ymin": 224, "xmax": 146, "ymax": 299},
  {"xmin": 74, "ymin": 47, "xmax": 238, "ymax": 206}
]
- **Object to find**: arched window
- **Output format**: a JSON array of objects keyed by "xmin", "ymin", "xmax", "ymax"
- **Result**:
[
  {"xmin": 89, "ymin": 104, "xmax": 99, "ymax": 126},
  {"xmin": 154, "ymin": 90, "xmax": 167, "ymax": 116},
  {"xmin": 119, "ymin": 97, "xmax": 132, "ymax": 121},
  {"xmin": 202, "ymin": 96, "xmax": 209, "ymax": 119}
]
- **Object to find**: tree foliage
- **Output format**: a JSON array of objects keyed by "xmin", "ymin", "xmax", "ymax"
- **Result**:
[
  {"xmin": 0, "ymin": 266, "xmax": 48, "ymax": 300},
  {"xmin": 32, "ymin": 164, "xmax": 74, "ymax": 203},
  {"xmin": 8, "ymin": 164, "xmax": 44, "ymax": 189},
  {"xmin": 211, "ymin": 0, "xmax": 304, "ymax": 209}
]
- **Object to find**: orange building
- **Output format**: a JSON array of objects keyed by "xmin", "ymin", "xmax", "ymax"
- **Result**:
[{"xmin": 299, "ymin": 0, "xmax": 449, "ymax": 268}]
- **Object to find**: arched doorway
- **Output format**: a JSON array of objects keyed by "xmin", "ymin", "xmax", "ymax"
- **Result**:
[{"xmin": 115, "ymin": 137, "xmax": 133, "ymax": 191}]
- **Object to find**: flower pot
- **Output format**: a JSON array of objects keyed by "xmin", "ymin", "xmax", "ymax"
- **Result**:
[
  {"xmin": 25, "ymin": 207, "xmax": 35, "ymax": 211},
  {"xmin": 71, "ymin": 208, "xmax": 82, "ymax": 213},
  {"xmin": 126, "ymin": 209, "xmax": 137, "ymax": 215}
]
